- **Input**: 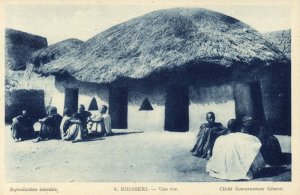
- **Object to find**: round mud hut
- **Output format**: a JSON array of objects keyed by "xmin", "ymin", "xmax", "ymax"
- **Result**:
[{"xmin": 33, "ymin": 8, "xmax": 291, "ymax": 134}]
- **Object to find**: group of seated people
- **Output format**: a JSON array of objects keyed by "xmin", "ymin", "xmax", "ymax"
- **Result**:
[
  {"xmin": 11, "ymin": 104, "xmax": 112, "ymax": 143},
  {"xmin": 191, "ymin": 112, "xmax": 283, "ymax": 180}
]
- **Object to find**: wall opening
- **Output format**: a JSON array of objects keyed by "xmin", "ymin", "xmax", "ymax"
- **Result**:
[
  {"xmin": 164, "ymin": 85, "xmax": 189, "ymax": 132},
  {"xmin": 64, "ymin": 88, "xmax": 79, "ymax": 114},
  {"xmin": 139, "ymin": 98, "xmax": 153, "ymax": 111},
  {"xmin": 88, "ymin": 97, "xmax": 99, "ymax": 111},
  {"xmin": 109, "ymin": 86, "xmax": 128, "ymax": 129}
]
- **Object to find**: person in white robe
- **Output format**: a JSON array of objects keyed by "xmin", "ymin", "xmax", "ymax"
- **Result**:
[
  {"xmin": 206, "ymin": 118, "xmax": 266, "ymax": 180},
  {"xmin": 60, "ymin": 109, "xmax": 83, "ymax": 143},
  {"xmin": 88, "ymin": 105, "xmax": 112, "ymax": 136}
]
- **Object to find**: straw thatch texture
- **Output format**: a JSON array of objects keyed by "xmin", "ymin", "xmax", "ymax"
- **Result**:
[
  {"xmin": 36, "ymin": 8, "xmax": 288, "ymax": 84},
  {"xmin": 5, "ymin": 28, "xmax": 47, "ymax": 70},
  {"xmin": 263, "ymin": 29, "xmax": 291, "ymax": 59},
  {"xmin": 6, "ymin": 38, "xmax": 83, "ymax": 91},
  {"xmin": 30, "ymin": 38, "xmax": 83, "ymax": 67}
]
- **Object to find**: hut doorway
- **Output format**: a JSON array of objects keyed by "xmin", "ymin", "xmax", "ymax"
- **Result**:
[
  {"xmin": 164, "ymin": 85, "xmax": 189, "ymax": 132},
  {"xmin": 64, "ymin": 88, "xmax": 79, "ymax": 114},
  {"xmin": 109, "ymin": 86, "xmax": 128, "ymax": 129},
  {"xmin": 234, "ymin": 81, "xmax": 265, "ymax": 122}
]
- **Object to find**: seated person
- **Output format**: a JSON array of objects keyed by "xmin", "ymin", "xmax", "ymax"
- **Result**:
[
  {"xmin": 191, "ymin": 112, "xmax": 227, "ymax": 159},
  {"xmin": 11, "ymin": 110, "xmax": 35, "ymax": 142},
  {"xmin": 256, "ymin": 124, "xmax": 283, "ymax": 166},
  {"xmin": 206, "ymin": 117, "xmax": 266, "ymax": 180},
  {"xmin": 77, "ymin": 104, "xmax": 91, "ymax": 135},
  {"xmin": 33, "ymin": 106, "xmax": 62, "ymax": 143},
  {"xmin": 60, "ymin": 108, "xmax": 83, "ymax": 143},
  {"xmin": 88, "ymin": 105, "xmax": 112, "ymax": 136}
]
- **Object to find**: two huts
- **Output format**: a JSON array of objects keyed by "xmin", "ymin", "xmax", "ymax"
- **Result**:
[{"xmin": 8, "ymin": 8, "xmax": 291, "ymax": 134}]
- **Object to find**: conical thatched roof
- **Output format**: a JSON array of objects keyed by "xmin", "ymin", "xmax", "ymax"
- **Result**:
[
  {"xmin": 30, "ymin": 38, "xmax": 83, "ymax": 67},
  {"xmin": 35, "ymin": 8, "xmax": 288, "ymax": 84}
]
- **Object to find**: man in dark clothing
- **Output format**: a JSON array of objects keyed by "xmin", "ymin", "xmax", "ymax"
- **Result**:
[
  {"xmin": 33, "ymin": 106, "xmax": 62, "ymax": 143},
  {"xmin": 77, "ymin": 104, "xmax": 91, "ymax": 134},
  {"xmin": 191, "ymin": 112, "xmax": 227, "ymax": 159},
  {"xmin": 11, "ymin": 110, "xmax": 35, "ymax": 142},
  {"xmin": 241, "ymin": 117, "xmax": 283, "ymax": 166},
  {"xmin": 257, "ymin": 125, "xmax": 283, "ymax": 166}
]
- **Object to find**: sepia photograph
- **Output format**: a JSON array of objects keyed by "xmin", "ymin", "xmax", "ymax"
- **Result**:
[{"xmin": 1, "ymin": 0, "xmax": 299, "ymax": 194}]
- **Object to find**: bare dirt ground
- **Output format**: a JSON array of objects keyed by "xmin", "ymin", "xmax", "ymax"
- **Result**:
[{"xmin": 5, "ymin": 125, "xmax": 291, "ymax": 182}]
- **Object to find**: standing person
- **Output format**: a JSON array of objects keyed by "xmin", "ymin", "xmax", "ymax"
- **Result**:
[
  {"xmin": 33, "ymin": 106, "xmax": 62, "ymax": 143},
  {"xmin": 88, "ymin": 105, "xmax": 112, "ymax": 136},
  {"xmin": 77, "ymin": 104, "xmax": 91, "ymax": 135},
  {"xmin": 60, "ymin": 108, "xmax": 83, "ymax": 143},
  {"xmin": 206, "ymin": 117, "xmax": 266, "ymax": 180},
  {"xmin": 11, "ymin": 110, "xmax": 35, "ymax": 142},
  {"xmin": 191, "ymin": 112, "xmax": 227, "ymax": 159}
]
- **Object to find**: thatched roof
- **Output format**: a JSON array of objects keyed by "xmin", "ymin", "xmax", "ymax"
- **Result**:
[
  {"xmin": 263, "ymin": 29, "xmax": 291, "ymax": 59},
  {"xmin": 5, "ymin": 28, "xmax": 47, "ymax": 70},
  {"xmin": 35, "ymin": 8, "xmax": 288, "ymax": 84},
  {"xmin": 30, "ymin": 38, "xmax": 83, "ymax": 67}
]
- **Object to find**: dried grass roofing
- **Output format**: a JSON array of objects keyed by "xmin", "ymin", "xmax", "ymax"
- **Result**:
[
  {"xmin": 5, "ymin": 28, "xmax": 47, "ymax": 70},
  {"xmin": 30, "ymin": 38, "xmax": 83, "ymax": 66},
  {"xmin": 35, "ymin": 8, "xmax": 288, "ymax": 84}
]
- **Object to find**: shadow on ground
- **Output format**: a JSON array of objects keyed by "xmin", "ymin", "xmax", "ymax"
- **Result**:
[
  {"xmin": 110, "ymin": 131, "xmax": 144, "ymax": 136},
  {"xmin": 256, "ymin": 166, "xmax": 291, "ymax": 178},
  {"xmin": 78, "ymin": 137, "xmax": 105, "ymax": 142}
]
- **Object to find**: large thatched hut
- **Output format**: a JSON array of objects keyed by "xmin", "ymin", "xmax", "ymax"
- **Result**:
[{"xmin": 32, "ymin": 8, "xmax": 290, "ymax": 134}]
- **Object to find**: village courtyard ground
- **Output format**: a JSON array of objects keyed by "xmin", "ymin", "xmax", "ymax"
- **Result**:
[{"xmin": 5, "ymin": 125, "xmax": 291, "ymax": 182}]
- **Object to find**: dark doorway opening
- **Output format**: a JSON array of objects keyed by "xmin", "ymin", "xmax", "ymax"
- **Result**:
[
  {"xmin": 109, "ymin": 86, "xmax": 128, "ymax": 129},
  {"xmin": 165, "ymin": 85, "xmax": 189, "ymax": 132},
  {"xmin": 249, "ymin": 82, "xmax": 265, "ymax": 122},
  {"xmin": 234, "ymin": 82, "xmax": 265, "ymax": 122},
  {"xmin": 64, "ymin": 88, "xmax": 79, "ymax": 114}
]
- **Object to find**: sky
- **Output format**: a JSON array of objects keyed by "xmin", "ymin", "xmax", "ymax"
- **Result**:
[{"xmin": 5, "ymin": 4, "xmax": 291, "ymax": 45}]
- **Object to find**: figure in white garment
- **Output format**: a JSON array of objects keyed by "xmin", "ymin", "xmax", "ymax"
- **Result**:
[
  {"xmin": 206, "ymin": 117, "xmax": 266, "ymax": 180},
  {"xmin": 60, "ymin": 108, "xmax": 83, "ymax": 143},
  {"xmin": 88, "ymin": 105, "xmax": 112, "ymax": 136}
]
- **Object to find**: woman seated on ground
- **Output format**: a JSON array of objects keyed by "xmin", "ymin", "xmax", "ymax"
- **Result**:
[
  {"xmin": 60, "ymin": 109, "xmax": 83, "ymax": 143},
  {"xmin": 87, "ymin": 105, "xmax": 112, "ymax": 137},
  {"xmin": 191, "ymin": 112, "xmax": 227, "ymax": 159},
  {"xmin": 206, "ymin": 117, "xmax": 266, "ymax": 180}
]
